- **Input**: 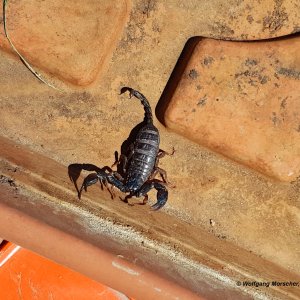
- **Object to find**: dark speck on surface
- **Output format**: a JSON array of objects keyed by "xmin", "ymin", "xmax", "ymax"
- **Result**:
[
  {"xmin": 247, "ymin": 15, "xmax": 254, "ymax": 24},
  {"xmin": 197, "ymin": 95, "xmax": 207, "ymax": 106},
  {"xmin": 245, "ymin": 58, "xmax": 258, "ymax": 66},
  {"xmin": 280, "ymin": 97, "xmax": 287, "ymax": 109},
  {"xmin": 277, "ymin": 67, "xmax": 300, "ymax": 80},
  {"xmin": 217, "ymin": 234, "xmax": 227, "ymax": 239},
  {"xmin": 188, "ymin": 69, "xmax": 199, "ymax": 79},
  {"xmin": 203, "ymin": 56, "xmax": 214, "ymax": 66},
  {"xmin": 259, "ymin": 75, "xmax": 269, "ymax": 84},
  {"xmin": 271, "ymin": 112, "xmax": 280, "ymax": 126}
]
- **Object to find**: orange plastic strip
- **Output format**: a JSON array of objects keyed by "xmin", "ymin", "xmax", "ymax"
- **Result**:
[{"xmin": 0, "ymin": 241, "xmax": 132, "ymax": 300}]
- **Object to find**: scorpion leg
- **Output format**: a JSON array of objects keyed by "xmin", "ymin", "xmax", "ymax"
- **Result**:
[
  {"xmin": 112, "ymin": 153, "xmax": 127, "ymax": 171},
  {"xmin": 141, "ymin": 194, "xmax": 149, "ymax": 205},
  {"xmin": 137, "ymin": 180, "xmax": 168, "ymax": 210},
  {"xmin": 157, "ymin": 147, "xmax": 175, "ymax": 159},
  {"xmin": 123, "ymin": 193, "xmax": 148, "ymax": 206},
  {"xmin": 150, "ymin": 148, "xmax": 175, "ymax": 186},
  {"xmin": 123, "ymin": 193, "xmax": 134, "ymax": 206},
  {"xmin": 150, "ymin": 166, "xmax": 171, "ymax": 185},
  {"xmin": 112, "ymin": 144, "xmax": 134, "ymax": 174}
]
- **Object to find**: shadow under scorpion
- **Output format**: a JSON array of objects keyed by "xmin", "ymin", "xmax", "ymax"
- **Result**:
[{"xmin": 68, "ymin": 87, "xmax": 174, "ymax": 210}]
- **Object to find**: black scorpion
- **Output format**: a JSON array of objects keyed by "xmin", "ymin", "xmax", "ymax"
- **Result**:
[{"xmin": 78, "ymin": 87, "xmax": 173, "ymax": 210}]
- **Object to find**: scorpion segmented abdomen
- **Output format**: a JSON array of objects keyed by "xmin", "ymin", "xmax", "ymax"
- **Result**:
[{"xmin": 126, "ymin": 124, "xmax": 160, "ymax": 191}]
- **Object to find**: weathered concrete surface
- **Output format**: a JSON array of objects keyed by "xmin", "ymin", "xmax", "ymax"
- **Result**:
[
  {"xmin": 0, "ymin": 0, "xmax": 299, "ymax": 86},
  {"xmin": 0, "ymin": 0, "xmax": 300, "ymax": 297},
  {"xmin": 164, "ymin": 37, "xmax": 300, "ymax": 182},
  {"xmin": 1, "ymin": 136, "xmax": 299, "ymax": 300}
]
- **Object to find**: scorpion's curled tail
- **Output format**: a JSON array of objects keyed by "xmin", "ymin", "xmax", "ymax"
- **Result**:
[{"xmin": 120, "ymin": 87, "xmax": 153, "ymax": 124}]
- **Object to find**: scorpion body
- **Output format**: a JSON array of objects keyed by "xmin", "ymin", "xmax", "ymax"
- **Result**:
[
  {"xmin": 78, "ymin": 87, "xmax": 172, "ymax": 210},
  {"xmin": 123, "ymin": 89, "xmax": 159, "ymax": 192},
  {"xmin": 125, "ymin": 124, "xmax": 160, "ymax": 191}
]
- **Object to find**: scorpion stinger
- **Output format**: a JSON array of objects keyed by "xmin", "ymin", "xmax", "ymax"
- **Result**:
[{"xmin": 74, "ymin": 88, "xmax": 173, "ymax": 210}]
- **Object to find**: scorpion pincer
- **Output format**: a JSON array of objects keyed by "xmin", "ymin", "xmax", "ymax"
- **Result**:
[{"xmin": 79, "ymin": 87, "xmax": 173, "ymax": 210}]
